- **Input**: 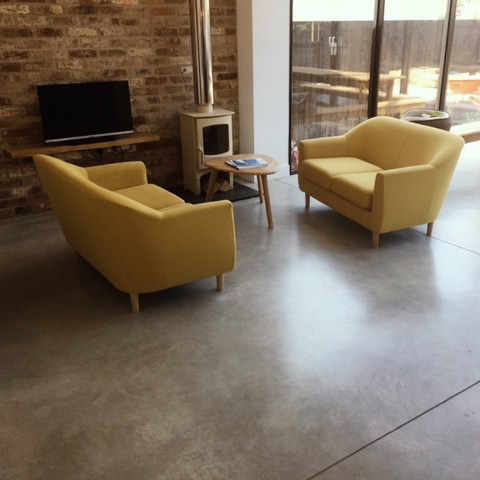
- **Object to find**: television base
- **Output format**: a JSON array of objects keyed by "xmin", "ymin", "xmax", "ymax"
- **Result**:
[{"xmin": 61, "ymin": 136, "xmax": 117, "ymax": 146}]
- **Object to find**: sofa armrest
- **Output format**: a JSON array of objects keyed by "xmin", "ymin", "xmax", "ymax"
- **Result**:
[
  {"xmin": 371, "ymin": 165, "xmax": 436, "ymax": 232},
  {"xmin": 84, "ymin": 199, "xmax": 236, "ymax": 294},
  {"xmin": 299, "ymin": 136, "xmax": 347, "ymax": 163},
  {"xmin": 86, "ymin": 161, "xmax": 148, "ymax": 190},
  {"xmin": 153, "ymin": 201, "xmax": 236, "ymax": 270}
]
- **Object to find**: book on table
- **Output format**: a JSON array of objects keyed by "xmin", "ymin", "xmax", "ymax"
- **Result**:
[{"xmin": 225, "ymin": 158, "xmax": 269, "ymax": 170}]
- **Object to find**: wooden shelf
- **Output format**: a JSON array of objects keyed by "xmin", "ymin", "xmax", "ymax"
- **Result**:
[
  {"xmin": 451, "ymin": 121, "xmax": 480, "ymax": 144},
  {"xmin": 5, "ymin": 133, "xmax": 160, "ymax": 159}
]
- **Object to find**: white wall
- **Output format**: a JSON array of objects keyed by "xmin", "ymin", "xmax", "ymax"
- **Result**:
[{"xmin": 236, "ymin": 0, "xmax": 291, "ymax": 177}]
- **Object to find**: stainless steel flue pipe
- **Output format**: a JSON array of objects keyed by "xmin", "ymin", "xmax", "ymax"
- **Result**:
[{"xmin": 190, "ymin": 0, "xmax": 214, "ymax": 112}]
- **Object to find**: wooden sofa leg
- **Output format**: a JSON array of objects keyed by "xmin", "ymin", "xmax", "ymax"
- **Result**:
[
  {"xmin": 130, "ymin": 293, "xmax": 140, "ymax": 313},
  {"xmin": 305, "ymin": 193, "xmax": 310, "ymax": 208},
  {"xmin": 372, "ymin": 232, "xmax": 380, "ymax": 249},
  {"xmin": 216, "ymin": 274, "xmax": 224, "ymax": 291},
  {"xmin": 427, "ymin": 222, "xmax": 434, "ymax": 236}
]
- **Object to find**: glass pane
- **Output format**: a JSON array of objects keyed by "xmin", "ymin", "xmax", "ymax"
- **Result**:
[
  {"xmin": 290, "ymin": 0, "xmax": 375, "ymax": 173},
  {"xmin": 446, "ymin": 0, "xmax": 480, "ymax": 127},
  {"xmin": 379, "ymin": 0, "xmax": 449, "ymax": 119},
  {"xmin": 202, "ymin": 124, "xmax": 230, "ymax": 155}
]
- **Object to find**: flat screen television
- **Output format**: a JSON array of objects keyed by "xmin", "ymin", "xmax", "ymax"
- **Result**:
[{"xmin": 36, "ymin": 80, "xmax": 134, "ymax": 144}]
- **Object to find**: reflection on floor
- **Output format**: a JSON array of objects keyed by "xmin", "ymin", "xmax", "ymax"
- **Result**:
[{"xmin": 1, "ymin": 142, "xmax": 479, "ymax": 480}]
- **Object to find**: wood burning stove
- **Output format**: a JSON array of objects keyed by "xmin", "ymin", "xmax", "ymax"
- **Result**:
[
  {"xmin": 180, "ymin": 109, "xmax": 234, "ymax": 195},
  {"xmin": 180, "ymin": 0, "xmax": 234, "ymax": 194}
]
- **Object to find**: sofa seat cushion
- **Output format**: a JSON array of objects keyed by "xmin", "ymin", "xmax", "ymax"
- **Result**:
[
  {"xmin": 300, "ymin": 157, "xmax": 382, "ymax": 190},
  {"xmin": 331, "ymin": 172, "xmax": 378, "ymax": 210},
  {"xmin": 114, "ymin": 184, "xmax": 185, "ymax": 210}
]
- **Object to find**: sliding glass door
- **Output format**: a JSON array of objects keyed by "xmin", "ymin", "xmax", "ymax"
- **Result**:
[
  {"xmin": 290, "ymin": 0, "xmax": 480, "ymax": 173},
  {"xmin": 378, "ymin": 1, "xmax": 449, "ymax": 117},
  {"xmin": 290, "ymin": 0, "xmax": 375, "ymax": 173},
  {"xmin": 446, "ymin": 1, "xmax": 480, "ymax": 126}
]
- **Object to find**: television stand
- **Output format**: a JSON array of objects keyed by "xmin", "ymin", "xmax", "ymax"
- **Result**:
[{"xmin": 5, "ymin": 132, "xmax": 160, "ymax": 159}]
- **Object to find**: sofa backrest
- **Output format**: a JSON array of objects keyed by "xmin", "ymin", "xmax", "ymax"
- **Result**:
[
  {"xmin": 345, "ymin": 116, "xmax": 464, "ymax": 171},
  {"xmin": 33, "ymin": 154, "xmax": 156, "ymax": 260}
]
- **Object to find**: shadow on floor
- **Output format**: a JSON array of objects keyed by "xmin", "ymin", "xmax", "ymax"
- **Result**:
[{"xmin": 167, "ymin": 181, "xmax": 259, "ymax": 204}]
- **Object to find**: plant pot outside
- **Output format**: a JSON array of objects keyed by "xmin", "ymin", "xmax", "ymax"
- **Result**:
[{"xmin": 402, "ymin": 109, "xmax": 452, "ymax": 131}]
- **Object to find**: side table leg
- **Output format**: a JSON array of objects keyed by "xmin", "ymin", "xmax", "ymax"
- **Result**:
[
  {"xmin": 205, "ymin": 170, "xmax": 219, "ymax": 202},
  {"xmin": 257, "ymin": 175, "xmax": 264, "ymax": 204},
  {"xmin": 260, "ymin": 175, "xmax": 274, "ymax": 229}
]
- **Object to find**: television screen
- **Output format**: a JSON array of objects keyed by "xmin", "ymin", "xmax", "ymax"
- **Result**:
[{"xmin": 37, "ymin": 80, "xmax": 134, "ymax": 144}]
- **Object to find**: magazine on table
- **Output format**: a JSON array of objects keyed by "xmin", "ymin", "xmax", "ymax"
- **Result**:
[{"xmin": 225, "ymin": 158, "xmax": 269, "ymax": 170}]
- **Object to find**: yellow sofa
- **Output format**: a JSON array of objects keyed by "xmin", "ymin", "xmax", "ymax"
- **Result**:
[
  {"xmin": 33, "ymin": 154, "xmax": 236, "ymax": 312},
  {"xmin": 298, "ymin": 116, "xmax": 465, "ymax": 247}
]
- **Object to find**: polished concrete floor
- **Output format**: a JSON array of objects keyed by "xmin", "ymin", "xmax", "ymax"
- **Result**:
[{"xmin": 1, "ymin": 142, "xmax": 479, "ymax": 480}]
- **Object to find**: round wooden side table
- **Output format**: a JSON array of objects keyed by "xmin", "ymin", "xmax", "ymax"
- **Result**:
[{"xmin": 204, "ymin": 154, "xmax": 279, "ymax": 229}]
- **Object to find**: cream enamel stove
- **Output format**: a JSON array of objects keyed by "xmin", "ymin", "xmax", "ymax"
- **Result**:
[{"xmin": 180, "ymin": 0, "xmax": 234, "ymax": 195}]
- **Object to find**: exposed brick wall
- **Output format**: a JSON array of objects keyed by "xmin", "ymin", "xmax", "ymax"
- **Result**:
[{"xmin": 0, "ymin": 0, "xmax": 239, "ymax": 219}]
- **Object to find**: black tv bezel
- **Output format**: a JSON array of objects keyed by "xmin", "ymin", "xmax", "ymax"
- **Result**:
[{"xmin": 36, "ymin": 80, "xmax": 134, "ymax": 144}]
